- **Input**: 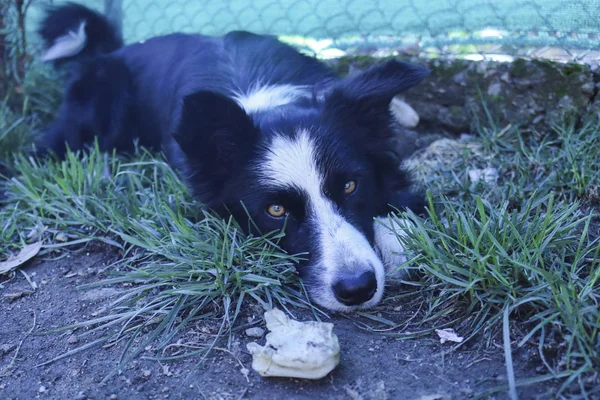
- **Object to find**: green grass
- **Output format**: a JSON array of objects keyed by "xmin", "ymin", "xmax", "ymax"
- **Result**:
[
  {"xmin": 0, "ymin": 106, "xmax": 34, "ymax": 164},
  {"xmin": 0, "ymin": 64, "xmax": 62, "ymax": 168},
  {"xmin": 396, "ymin": 192, "xmax": 599, "ymax": 395},
  {"xmin": 407, "ymin": 118, "xmax": 600, "ymax": 207},
  {"xmin": 0, "ymin": 145, "xmax": 314, "ymax": 381},
  {"xmin": 1, "ymin": 85, "xmax": 599, "ymax": 394},
  {"xmin": 398, "ymin": 112, "xmax": 600, "ymax": 395}
]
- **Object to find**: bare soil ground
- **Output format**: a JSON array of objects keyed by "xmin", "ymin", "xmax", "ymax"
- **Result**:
[{"xmin": 1, "ymin": 252, "xmax": 559, "ymax": 400}]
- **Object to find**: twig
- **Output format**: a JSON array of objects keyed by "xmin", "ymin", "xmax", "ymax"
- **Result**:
[{"xmin": 20, "ymin": 269, "xmax": 38, "ymax": 291}]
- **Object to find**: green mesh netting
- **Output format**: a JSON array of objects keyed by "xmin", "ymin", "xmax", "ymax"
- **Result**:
[{"xmin": 24, "ymin": 0, "xmax": 600, "ymax": 57}]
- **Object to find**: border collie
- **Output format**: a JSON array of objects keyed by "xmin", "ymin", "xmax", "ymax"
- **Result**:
[{"xmin": 36, "ymin": 3, "xmax": 429, "ymax": 312}]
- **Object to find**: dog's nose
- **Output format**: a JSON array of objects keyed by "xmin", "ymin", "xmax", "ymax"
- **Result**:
[{"xmin": 332, "ymin": 271, "xmax": 377, "ymax": 306}]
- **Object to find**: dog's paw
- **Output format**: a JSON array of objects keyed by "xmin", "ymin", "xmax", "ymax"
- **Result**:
[{"xmin": 373, "ymin": 216, "xmax": 411, "ymax": 278}]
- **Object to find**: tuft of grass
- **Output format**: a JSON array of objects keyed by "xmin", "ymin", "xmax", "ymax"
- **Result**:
[
  {"xmin": 401, "ymin": 190, "xmax": 598, "ymax": 364},
  {"xmin": 398, "ymin": 158, "xmax": 600, "ymax": 393},
  {"xmin": 407, "ymin": 118, "xmax": 600, "ymax": 207},
  {"xmin": 397, "ymin": 101, "xmax": 600, "ymax": 395},
  {"xmin": 1, "ymin": 144, "xmax": 313, "ymax": 380}
]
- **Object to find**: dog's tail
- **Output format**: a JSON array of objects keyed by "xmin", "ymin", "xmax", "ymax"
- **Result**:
[{"xmin": 38, "ymin": 2, "xmax": 123, "ymax": 64}]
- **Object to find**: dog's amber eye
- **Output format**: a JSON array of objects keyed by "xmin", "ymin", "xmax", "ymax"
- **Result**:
[
  {"xmin": 344, "ymin": 180, "xmax": 357, "ymax": 195},
  {"xmin": 267, "ymin": 204, "xmax": 286, "ymax": 217}
]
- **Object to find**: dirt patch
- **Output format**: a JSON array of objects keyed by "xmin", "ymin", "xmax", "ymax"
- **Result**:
[{"xmin": 1, "ymin": 252, "xmax": 558, "ymax": 399}]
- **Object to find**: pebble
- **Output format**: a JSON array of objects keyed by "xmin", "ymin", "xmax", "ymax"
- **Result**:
[
  {"xmin": 39, "ymin": 386, "xmax": 46, "ymax": 393},
  {"xmin": 55, "ymin": 232, "xmax": 68, "ymax": 242},
  {"xmin": 487, "ymin": 82, "xmax": 502, "ymax": 96},
  {"xmin": 581, "ymin": 81, "xmax": 595, "ymax": 95},
  {"xmin": 67, "ymin": 335, "xmax": 78, "ymax": 344},
  {"xmin": 143, "ymin": 369, "xmax": 152, "ymax": 378},
  {"xmin": 453, "ymin": 71, "xmax": 468, "ymax": 86},
  {"xmin": 245, "ymin": 327, "xmax": 265, "ymax": 338},
  {"xmin": 468, "ymin": 168, "xmax": 499, "ymax": 184},
  {"xmin": 389, "ymin": 97, "xmax": 420, "ymax": 128}
]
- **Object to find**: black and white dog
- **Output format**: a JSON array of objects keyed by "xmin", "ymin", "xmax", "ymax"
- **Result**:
[{"xmin": 37, "ymin": 3, "xmax": 429, "ymax": 312}]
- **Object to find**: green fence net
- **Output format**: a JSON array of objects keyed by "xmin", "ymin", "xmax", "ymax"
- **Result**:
[{"xmin": 18, "ymin": 0, "xmax": 600, "ymax": 60}]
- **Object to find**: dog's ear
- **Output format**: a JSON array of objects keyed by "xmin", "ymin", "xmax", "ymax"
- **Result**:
[
  {"xmin": 322, "ymin": 61, "xmax": 428, "ymax": 216},
  {"xmin": 324, "ymin": 60, "xmax": 429, "ymax": 122},
  {"xmin": 173, "ymin": 91, "xmax": 259, "ymax": 205}
]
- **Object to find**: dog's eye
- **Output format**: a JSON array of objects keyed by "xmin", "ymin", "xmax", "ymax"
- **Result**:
[
  {"xmin": 344, "ymin": 180, "xmax": 357, "ymax": 195},
  {"xmin": 267, "ymin": 204, "xmax": 286, "ymax": 217}
]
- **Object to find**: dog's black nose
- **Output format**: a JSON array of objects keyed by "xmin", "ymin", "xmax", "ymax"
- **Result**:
[{"xmin": 333, "ymin": 271, "xmax": 377, "ymax": 306}]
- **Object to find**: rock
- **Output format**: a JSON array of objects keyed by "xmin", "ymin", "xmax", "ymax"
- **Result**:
[
  {"xmin": 55, "ymin": 232, "xmax": 68, "ymax": 242},
  {"xmin": 398, "ymin": 43, "xmax": 420, "ymax": 56},
  {"xmin": 468, "ymin": 168, "xmax": 499, "ymax": 184},
  {"xmin": 581, "ymin": 81, "xmax": 595, "ymax": 95},
  {"xmin": 453, "ymin": 70, "xmax": 468, "ymax": 86},
  {"xmin": 245, "ymin": 327, "xmax": 265, "ymax": 338},
  {"xmin": 487, "ymin": 83, "xmax": 502, "ymax": 96},
  {"xmin": 476, "ymin": 62, "xmax": 488, "ymax": 74},
  {"xmin": 389, "ymin": 97, "xmax": 420, "ymax": 128}
]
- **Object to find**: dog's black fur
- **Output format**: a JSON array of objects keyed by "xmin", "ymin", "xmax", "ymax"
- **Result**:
[{"xmin": 37, "ymin": 3, "xmax": 429, "ymax": 311}]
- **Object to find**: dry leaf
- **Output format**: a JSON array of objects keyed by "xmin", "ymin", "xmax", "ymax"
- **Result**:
[{"xmin": 0, "ymin": 242, "xmax": 43, "ymax": 274}]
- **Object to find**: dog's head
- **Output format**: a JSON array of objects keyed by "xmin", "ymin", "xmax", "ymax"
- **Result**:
[{"xmin": 172, "ymin": 60, "xmax": 429, "ymax": 311}]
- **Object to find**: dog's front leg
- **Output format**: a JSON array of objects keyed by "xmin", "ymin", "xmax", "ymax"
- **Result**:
[{"xmin": 373, "ymin": 216, "xmax": 411, "ymax": 278}]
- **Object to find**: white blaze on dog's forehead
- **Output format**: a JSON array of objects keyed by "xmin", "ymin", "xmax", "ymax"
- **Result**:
[
  {"xmin": 259, "ymin": 130, "xmax": 321, "ymax": 197},
  {"xmin": 259, "ymin": 130, "xmax": 386, "ymax": 311},
  {"xmin": 234, "ymin": 84, "xmax": 311, "ymax": 114},
  {"xmin": 41, "ymin": 21, "xmax": 87, "ymax": 62}
]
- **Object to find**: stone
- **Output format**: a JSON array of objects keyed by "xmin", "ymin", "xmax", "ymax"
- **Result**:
[{"xmin": 245, "ymin": 327, "xmax": 265, "ymax": 338}]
